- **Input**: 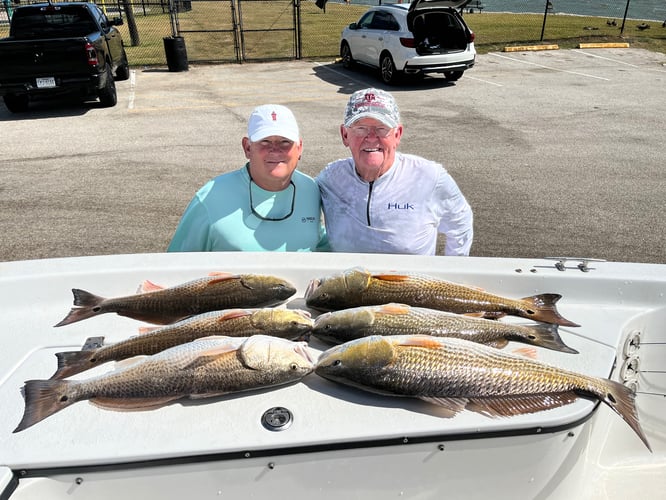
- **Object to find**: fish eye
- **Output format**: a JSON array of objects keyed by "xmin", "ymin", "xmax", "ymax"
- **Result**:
[
  {"xmin": 332, "ymin": 359, "xmax": 342, "ymax": 367},
  {"xmin": 290, "ymin": 363, "xmax": 298, "ymax": 370}
]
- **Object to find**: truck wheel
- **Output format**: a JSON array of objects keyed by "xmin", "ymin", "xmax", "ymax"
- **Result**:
[
  {"xmin": 115, "ymin": 49, "xmax": 130, "ymax": 81},
  {"xmin": 98, "ymin": 66, "xmax": 117, "ymax": 107},
  {"xmin": 3, "ymin": 94, "xmax": 29, "ymax": 113}
]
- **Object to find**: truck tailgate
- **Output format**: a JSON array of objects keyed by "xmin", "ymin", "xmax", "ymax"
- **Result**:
[{"xmin": 0, "ymin": 37, "xmax": 91, "ymax": 80}]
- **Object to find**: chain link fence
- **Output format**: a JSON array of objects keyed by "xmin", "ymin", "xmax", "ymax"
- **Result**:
[{"xmin": 2, "ymin": 0, "xmax": 664, "ymax": 67}]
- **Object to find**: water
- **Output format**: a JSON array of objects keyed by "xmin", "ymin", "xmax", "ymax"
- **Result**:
[{"xmin": 342, "ymin": 0, "xmax": 666, "ymax": 21}]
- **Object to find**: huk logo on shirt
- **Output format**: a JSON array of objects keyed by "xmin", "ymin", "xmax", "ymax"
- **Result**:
[{"xmin": 387, "ymin": 203, "xmax": 414, "ymax": 210}]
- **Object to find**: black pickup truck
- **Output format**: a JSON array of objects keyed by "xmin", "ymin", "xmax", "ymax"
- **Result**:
[{"xmin": 0, "ymin": 2, "xmax": 129, "ymax": 112}]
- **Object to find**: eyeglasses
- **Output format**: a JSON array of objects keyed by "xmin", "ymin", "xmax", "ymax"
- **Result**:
[
  {"xmin": 249, "ymin": 177, "xmax": 296, "ymax": 221},
  {"xmin": 347, "ymin": 125, "xmax": 393, "ymax": 138}
]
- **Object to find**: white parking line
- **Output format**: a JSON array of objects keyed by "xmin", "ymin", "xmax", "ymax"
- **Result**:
[
  {"xmin": 463, "ymin": 74, "xmax": 503, "ymax": 86},
  {"xmin": 127, "ymin": 70, "xmax": 136, "ymax": 110},
  {"xmin": 489, "ymin": 52, "xmax": 610, "ymax": 81},
  {"xmin": 572, "ymin": 49, "xmax": 666, "ymax": 73}
]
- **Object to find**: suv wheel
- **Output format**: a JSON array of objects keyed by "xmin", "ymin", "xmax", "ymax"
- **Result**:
[
  {"xmin": 444, "ymin": 70, "xmax": 464, "ymax": 82},
  {"xmin": 341, "ymin": 42, "xmax": 355, "ymax": 69},
  {"xmin": 380, "ymin": 53, "xmax": 401, "ymax": 85}
]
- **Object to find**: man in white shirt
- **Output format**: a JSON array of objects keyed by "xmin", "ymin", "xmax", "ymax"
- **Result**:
[{"xmin": 317, "ymin": 88, "xmax": 473, "ymax": 255}]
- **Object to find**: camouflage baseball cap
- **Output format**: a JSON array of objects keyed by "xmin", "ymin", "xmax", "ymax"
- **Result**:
[{"xmin": 343, "ymin": 88, "xmax": 401, "ymax": 128}]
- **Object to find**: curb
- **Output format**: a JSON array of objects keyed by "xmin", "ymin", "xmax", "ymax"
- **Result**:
[
  {"xmin": 578, "ymin": 42, "xmax": 630, "ymax": 48},
  {"xmin": 503, "ymin": 44, "xmax": 559, "ymax": 52}
]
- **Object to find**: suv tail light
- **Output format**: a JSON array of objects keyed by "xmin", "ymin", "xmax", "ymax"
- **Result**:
[
  {"xmin": 85, "ymin": 42, "xmax": 98, "ymax": 66},
  {"xmin": 399, "ymin": 37, "xmax": 416, "ymax": 48},
  {"xmin": 468, "ymin": 31, "xmax": 476, "ymax": 43}
]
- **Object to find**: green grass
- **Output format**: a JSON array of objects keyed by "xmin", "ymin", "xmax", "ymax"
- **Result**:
[{"xmin": 5, "ymin": 2, "xmax": 662, "ymax": 67}]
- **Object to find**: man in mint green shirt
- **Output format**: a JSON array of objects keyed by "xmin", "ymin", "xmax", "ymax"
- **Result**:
[{"xmin": 168, "ymin": 105, "xmax": 327, "ymax": 252}]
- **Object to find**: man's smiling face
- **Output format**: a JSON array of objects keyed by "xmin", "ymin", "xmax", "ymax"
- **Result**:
[{"xmin": 340, "ymin": 118, "xmax": 403, "ymax": 182}]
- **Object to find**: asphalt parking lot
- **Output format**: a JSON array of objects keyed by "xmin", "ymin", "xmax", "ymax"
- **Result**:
[{"xmin": 1, "ymin": 48, "xmax": 664, "ymax": 264}]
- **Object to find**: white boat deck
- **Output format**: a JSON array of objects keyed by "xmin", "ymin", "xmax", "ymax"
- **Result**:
[{"xmin": 0, "ymin": 252, "xmax": 664, "ymax": 499}]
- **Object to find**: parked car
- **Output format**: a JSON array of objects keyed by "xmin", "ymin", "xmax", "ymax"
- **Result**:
[{"xmin": 340, "ymin": 0, "xmax": 476, "ymax": 85}]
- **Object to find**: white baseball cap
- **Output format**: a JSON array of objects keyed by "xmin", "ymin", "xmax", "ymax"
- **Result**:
[{"xmin": 247, "ymin": 104, "xmax": 300, "ymax": 142}]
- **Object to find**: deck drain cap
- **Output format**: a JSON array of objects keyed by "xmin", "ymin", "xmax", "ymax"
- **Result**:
[{"xmin": 261, "ymin": 407, "xmax": 293, "ymax": 431}]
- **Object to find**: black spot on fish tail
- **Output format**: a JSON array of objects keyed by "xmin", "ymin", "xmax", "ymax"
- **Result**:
[
  {"xmin": 13, "ymin": 379, "xmax": 75, "ymax": 433},
  {"xmin": 596, "ymin": 379, "xmax": 652, "ymax": 452},
  {"xmin": 53, "ymin": 289, "xmax": 106, "ymax": 327},
  {"xmin": 519, "ymin": 294, "xmax": 580, "ymax": 327},
  {"xmin": 50, "ymin": 350, "xmax": 98, "ymax": 380},
  {"xmin": 522, "ymin": 323, "xmax": 579, "ymax": 354}
]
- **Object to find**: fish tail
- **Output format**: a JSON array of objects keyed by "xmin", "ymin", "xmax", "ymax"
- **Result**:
[
  {"xmin": 596, "ymin": 379, "xmax": 651, "ymax": 452},
  {"xmin": 520, "ymin": 294, "xmax": 580, "ymax": 327},
  {"xmin": 50, "ymin": 350, "xmax": 97, "ymax": 379},
  {"xmin": 54, "ymin": 289, "xmax": 105, "ymax": 327},
  {"xmin": 14, "ymin": 379, "xmax": 74, "ymax": 433},
  {"xmin": 523, "ymin": 323, "xmax": 579, "ymax": 354}
]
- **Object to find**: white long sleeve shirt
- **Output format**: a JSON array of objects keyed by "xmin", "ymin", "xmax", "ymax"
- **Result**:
[{"xmin": 317, "ymin": 152, "xmax": 473, "ymax": 256}]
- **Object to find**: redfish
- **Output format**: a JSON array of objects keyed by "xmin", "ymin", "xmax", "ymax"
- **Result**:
[
  {"xmin": 51, "ymin": 308, "xmax": 314, "ymax": 379},
  {"xmin": 15, "ymin": 335, "xmax": 315, "ymax": 433},
  {"xmin": 55, "ymin": 272, "xmax": 297, "ymax": 327},
  {"xmin": 311, "ymin": 303, "xmax": 577, "ymax": 354},
  {"xmin": 315, "ymin": 335, "xmax": 650, "ymax": 451},
  {"xmin": 305, "ymin": 268, "xmax": 579, "ymax": 327}
]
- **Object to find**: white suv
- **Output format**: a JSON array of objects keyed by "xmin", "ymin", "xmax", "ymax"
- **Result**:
[{"xmin": 340, "ymin": 0, "xmax": 476, "ymax": 85}]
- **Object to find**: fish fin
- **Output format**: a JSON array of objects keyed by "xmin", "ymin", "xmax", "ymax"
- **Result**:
[
  {"xmin": 90, "ymin": 396, "xmax": 180, "ymax": 411},
  {"xmin": 598, "ymin": 379, "xmax": 652, "ymax": 452},
  {"xmin": 511, "ymin": 347, "xmax": 538, "ymax": 359},
  {"xmin": 481, "ymin": 312, "xmax": 507, "ymax": 320},
  {"xmin": 180, "ymin": 338, "xmax": 244, "ymax": 370},
  {"xmin": 136, "ymin": 280, "xmax": 164, "ymax": 293},
  {"xmin": 138, "ymin": 326, "xmax": 160, "ymax": 335},
  {"xmin": 377, "ymin": 303, "xmax": 412, "ymax": 315},
  {"xmin": 114, "ymin": 356, "xmax": 149, "ymax": 370},
  {"xmin": 13, "ymin": 379, "xmax": 74, "ymax": 433},
  {"xmin": 486, "ymin": 339, "xmax": 509, "ymax": 349},
  {"xmin": 371, "ymin": 273, "xmax": 411, "ymax": 282},
  {"xmin": 393, "ymin": 335, "xmax": 445, "ymax": 349},
  {"xmin": 521, "ymin": 323, "xmax": 579, "ymax": 354},
  {"xmin": 188, "ymin": 391, "xmax": 228, "ymax": 400},
  {"xmin": 50, "ymin": 350, "xmax": 98, "ymax": 380},
  {"xmin": 216, "ymin": 309, "xmax": 253, "ymax": 322},
  {"xmin": 207, "ymin": 274, "xmax": 242, "ymax": 286},
  {"xmin": 419, "ymin": 397, "xmax": 468, "ymax": 418},
  {"xmin": 462, "ymin": 312, "xmax": 488, "ymax": 319},
  {"xmin": 466, "ymin": 393, "xmax": 578, "ymax": 418},
  {"xmin": 53, "ymin": 289, "xmax": 105, "ymax": 327},
  {"xmin": 208, "ymin": 271, "xmax": 237, "ymax": 277},
  {"xmin": 520, "ymin": 294, "xmax": 580, "ymax": 327}
]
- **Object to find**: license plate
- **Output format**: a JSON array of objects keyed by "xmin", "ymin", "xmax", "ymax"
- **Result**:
[{"xmin": 36, "ymin": 77, "xmax": 56, "ymax": 88}]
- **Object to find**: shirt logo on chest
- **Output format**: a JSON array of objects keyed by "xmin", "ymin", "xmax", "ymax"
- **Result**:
[{"xmin": 387, "ymin": 203, "xmax": 415, "ymax": 210}]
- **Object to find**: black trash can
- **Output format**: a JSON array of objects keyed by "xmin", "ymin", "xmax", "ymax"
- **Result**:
[{"xmin": 163, "ymin": 36, "xmax": 188, "ymax": 72}]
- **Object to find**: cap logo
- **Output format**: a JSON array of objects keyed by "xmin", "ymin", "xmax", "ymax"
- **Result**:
[
  {"xmin": 364, "ymin": 93, "xmax": 376, "ymax": 102},
  {"xmin": 271, "ymin": 111, "xmax": 277, "ymax": 121}
]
